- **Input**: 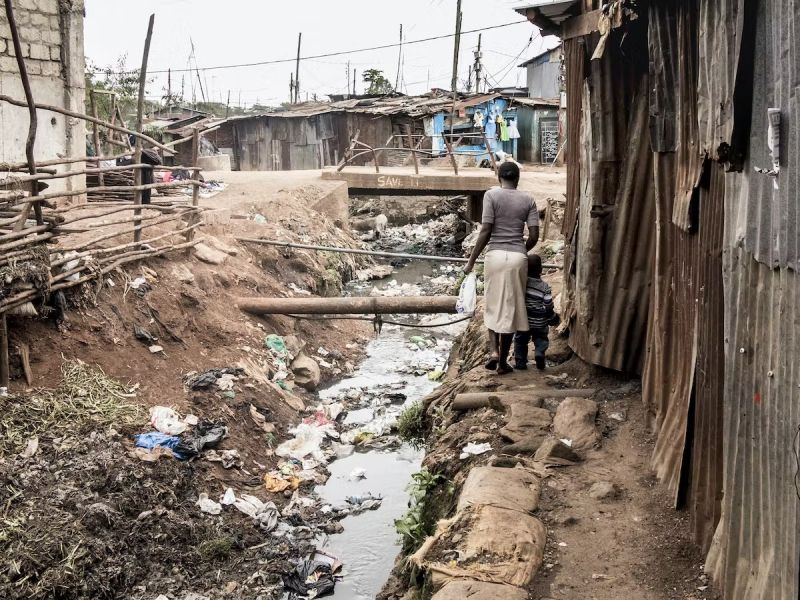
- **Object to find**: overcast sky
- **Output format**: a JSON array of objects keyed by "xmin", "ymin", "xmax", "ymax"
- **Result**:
[{"xmin": 83, "ymin": 0, "xmax": 558, "ymax": 108}]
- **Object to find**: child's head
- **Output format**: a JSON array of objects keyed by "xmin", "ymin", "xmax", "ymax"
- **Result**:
[{"xmin": 527, "ymin": 253, "xmax": 543, "ymax": 277}]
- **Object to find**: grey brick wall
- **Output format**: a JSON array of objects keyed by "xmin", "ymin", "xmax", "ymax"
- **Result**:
[{"xmin": 0, "ymin": 0, "xmax": 64, "ymax": 78}]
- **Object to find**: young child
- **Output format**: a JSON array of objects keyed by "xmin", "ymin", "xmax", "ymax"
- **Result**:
[{"xmin": 514, "ymin": 254, "xmax": 560, "ymax": 370}]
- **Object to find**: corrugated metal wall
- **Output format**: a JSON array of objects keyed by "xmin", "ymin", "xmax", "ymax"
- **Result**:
[
  {"xmin": 561, "ymin": 1, "xmax": 799, "ymax": 597},
  {"xmin": 706, "ymin": 0, "xmax": 800, "ymax": 597},
  {"xmin": 562, "ymin": 25, "xmax": 656, "ymax": 374},
  {"xmin": 643, "ymin": 1, "xmax": 725, "ymax": 554}
]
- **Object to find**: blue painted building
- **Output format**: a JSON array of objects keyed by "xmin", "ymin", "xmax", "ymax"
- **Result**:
[{"xmin": 426, "ymin": 94, "xmax": 523, "ymax": 163}]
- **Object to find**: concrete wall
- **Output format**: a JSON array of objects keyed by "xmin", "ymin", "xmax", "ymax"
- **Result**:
[{"xmin": 0, "ymin": 0, "xmax": 85, "ymax": 196}]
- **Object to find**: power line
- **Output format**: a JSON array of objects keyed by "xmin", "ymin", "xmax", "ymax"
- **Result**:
[{"xmin": 92, "ymin": 20, "xmax": 530, "ymax": 75}]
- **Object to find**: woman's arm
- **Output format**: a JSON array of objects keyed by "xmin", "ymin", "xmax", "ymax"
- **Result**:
[
  {"xmin": 464, "ymin": 223, "xmax": 493, "ymax": 274},
  {"xmin": 525, "ymin": 224, "xmax": 539, "ymax": 251}
]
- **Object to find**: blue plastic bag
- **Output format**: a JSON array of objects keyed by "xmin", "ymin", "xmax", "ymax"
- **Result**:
[{"xmin": 134, "ymin": 432, "xmax": 187, "ymax": 460}]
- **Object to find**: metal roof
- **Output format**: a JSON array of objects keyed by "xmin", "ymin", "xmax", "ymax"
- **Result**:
[
  {"xmin": 221, "ymin": 92, "xmax": 525, "ymax": 122},
  {"xmin": 518, "ymin": 43, "xmax": 563, "ymax": 67},
  {"xmin": 511, "ymin": 96, "xmax": 560, "ymax": 108},
  {"xmin": 514, "ymin": 0, "xmax": 581, "ymax": 35}
]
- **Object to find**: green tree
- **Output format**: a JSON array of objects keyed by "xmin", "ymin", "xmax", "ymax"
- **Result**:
[
  {"xmin": 85, "ymin": 54, "xmax": 150, "ymax": 123},
  {"xmin": 362, "ymin": 69, "xmax": 394, "ymax": 95}
]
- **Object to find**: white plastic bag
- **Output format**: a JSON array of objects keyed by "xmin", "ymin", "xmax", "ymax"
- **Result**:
[
  {"xmin": 456, "ymin": 273, "xmax": 477, "ymax": 316},
  {"xmin": 149, "ymin": 406, "xmax": 188, "ymax": 435}
]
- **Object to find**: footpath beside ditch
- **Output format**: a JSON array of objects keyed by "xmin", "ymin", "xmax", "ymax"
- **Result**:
[{"xmin": 379, "ymin": 301, "xmax": 720, "ymax": 600}]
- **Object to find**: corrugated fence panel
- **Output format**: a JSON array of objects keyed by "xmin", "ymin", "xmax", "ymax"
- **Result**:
[
  {"xmin": 646, "ymin": 153, "xmax": 698, "ymax": 502},
  {"xmin": 686, "ymin": 163, "xmax": 725, "ymax": 552},
  {"xmin": 644, "ymin": 2, "xmax": 725, "ymax": 552},
  {"xmin": 697, "ymin": 0, "xmax": 745, "ymax": 158},
  {"xmin": 726, "ymin": 0, "xmax": 799, "ymax": 270},
  {"xmin": 569, "ymin": 73, "xmax": 655, "ymax": 373},
  {"xmin": 562, "ymin": 37, "xmax": 585, "ymax": 238},
  {"xmin": 707, "ymin": 245, "xmax": 800, "ymax": 600}
]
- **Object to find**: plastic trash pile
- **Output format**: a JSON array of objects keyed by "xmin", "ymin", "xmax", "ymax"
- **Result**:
[{"xmin": 133, "ymin": 406, "xmax": 226, "ymax": 461}]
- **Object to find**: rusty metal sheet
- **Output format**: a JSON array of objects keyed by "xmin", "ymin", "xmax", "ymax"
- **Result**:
[
  {"xmin": 706, "ymin": 245, "xmax": 800, "ymax": 600},
  {"xmin": 644, "ymin": 154, "xmax": 725, "ymax": 551},
  {"xmin": 724, "ymin": 0, "xmax": 799, "ymax": 270},
  {"xmin": 686, "ymin": 163, "xmax": 725, "ymax": 552},
  {"xmin": 696, "ymin": 0, "xmax": 746, "ymax": 159},
  {"xmin": 562, "ymin": 37, "xmax": 585, "ymax": 238},
  {"xmin": 648, "ymin": 1, "xmax": 705, "ymax": 231},
  {"xmin": 566, "ymin": 73, "xmax": 655, "ymax": 373}
]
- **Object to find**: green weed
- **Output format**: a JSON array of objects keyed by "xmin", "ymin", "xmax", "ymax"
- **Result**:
[
  {"xmin": 394, "ymin": 468, "xmax": 452, "ymax": 553},
  {"xmin": 397, "ymin": 401, "xmax": 425, "ymax": 448}
]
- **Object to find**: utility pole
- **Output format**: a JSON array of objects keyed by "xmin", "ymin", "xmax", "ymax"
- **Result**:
[
  {"xmin": 166, "ymin": 68, "xmax": 172, "ymax": 112},
  {"xmin": 346, "ymin": 60, "xmax": 351, "ymax": 96},
  {"xmin": 473, "ymin": 33, "xmax": 482, "ymax": 93},
  {"xmin": 450, "ymin": 0, "xmax": 462, "ymax": 94},
  {"xmin": 294, "ymin": 32, "xmax": 302, "ymax": 103},
  {"xmin": 226, "ymin": 90, "xmax": 230, "ymax": 117},
  {"xmin": 238, "ymin": 90, "xmax": 241, "ymax": 109},
  {"xmin": 353, "ymin": 69, "xmax": 357, "ymax": 96},
  {"xmin": 395, "ymin": 24, "xmax": 403, "ymax": 90},
  {"xmin": 289, "ymin": 73, "xmax": 294, "ymax": 103},
  {"xmin": 449, "ymin": 0, "xmax": 462, "ymax": 135}
]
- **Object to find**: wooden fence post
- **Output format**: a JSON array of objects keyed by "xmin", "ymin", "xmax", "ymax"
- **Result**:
[
  {"xmin": 133, "ymin": 14, "xmax": 155, "ymax": 245},
  {"xmin": 89, "ymin": 90, "xmax": 104, "ymax": 188},
  {"xmin": 187, "ymin": 127, "xmax": 200, "ymax": 244},
  {"xmin": 405, "ymin": 125, "xmax": 419, "ymax": 174}
]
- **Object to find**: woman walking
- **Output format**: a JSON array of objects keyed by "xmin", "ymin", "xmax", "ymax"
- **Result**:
[{"xmin": 464, "ymin": 162, "xmax": 539, "ymax": 374}]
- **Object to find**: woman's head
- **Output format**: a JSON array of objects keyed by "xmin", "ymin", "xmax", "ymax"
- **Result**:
[{"xmin": 497, "ymin": 161, "xmax": 520, "ymax": 188}]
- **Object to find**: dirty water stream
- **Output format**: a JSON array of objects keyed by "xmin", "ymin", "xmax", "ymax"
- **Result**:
[{"xmin": 310, "ymin": 258, "xmax": 466, "ymax": 599}]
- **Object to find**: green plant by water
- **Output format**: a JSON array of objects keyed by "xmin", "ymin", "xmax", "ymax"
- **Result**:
[{"xmin": 394, "ymin": 468, "xmax": 453, "ymax": 552}]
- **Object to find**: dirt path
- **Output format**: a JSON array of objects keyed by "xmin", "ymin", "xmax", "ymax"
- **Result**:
[
  {"xmin": 381, "ymin": 306, "xmax": 720, "ymax": 600},
  {"xmin": 531, "ymin": 383, "xmax": 719, "ymax": 600}
]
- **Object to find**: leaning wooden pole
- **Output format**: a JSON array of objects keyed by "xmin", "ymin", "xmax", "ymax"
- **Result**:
[
  {"xmin": 237, "ymin": 296, "xmax": 459, "ymax": 316},
  {"xmin": 133, "ymin": 14, "xmax": 155, "ymax": 245},
  {"xmin": 4, "ymin": 0, "xmax": 42, "ymax": 228}
]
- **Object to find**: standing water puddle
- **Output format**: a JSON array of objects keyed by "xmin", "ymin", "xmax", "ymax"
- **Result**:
[{"xmin": 310, "ymin": 259, "xmax": 466, "ymax": 599}]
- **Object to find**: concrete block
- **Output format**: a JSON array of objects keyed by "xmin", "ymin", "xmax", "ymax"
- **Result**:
[
  {"xmin": 49, "ymin": 15, "xmax": 59, "ymax": 30},
  {"xmin": 42, "ymin": 29, "xmax": 60, "ymax": 44},
  {"xmin": 0, "ymin": 39, "xmax": 6, "ymax": 54},
  {"xmin": 49, "ymin": 45, "xmax": 61, "ymax": 61},
  {"xmin": 29, "ymin": 43, "xmax": 49, "ymax": 61},
  {"xmin": 30, "ymin": 12, "xmax": 50, "ymax": 27},
  {"xmin": 26, "ymin": 60, "xmax": 41, "ymax": 76},
  {"xmin": 40, "ymin": 60, "xmax": 60, "ymax": 77},
  {"xmin": 0, "ymin": 56, "xmax": 18, "ymax": 72},
  {"xmin": 35, "ymin": 0, "xmax": 59, "ymax": 13},
  {"xmin": 19, "ymin": 26, "xmax": 41, "ymax": 42},
  {"xmin": 18, "ymin": 0, "xmax": 38, "ymax": 10}
]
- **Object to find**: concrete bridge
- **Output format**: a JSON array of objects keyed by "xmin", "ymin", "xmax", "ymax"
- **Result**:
[{"xmin": 322, "ymin": 166, "xmax": 498, "ymax": 219}]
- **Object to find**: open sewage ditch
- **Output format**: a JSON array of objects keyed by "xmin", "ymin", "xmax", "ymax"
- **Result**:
[{"xmin": 0, "ymin": 203, "xmax": 473, "ymax": 600}]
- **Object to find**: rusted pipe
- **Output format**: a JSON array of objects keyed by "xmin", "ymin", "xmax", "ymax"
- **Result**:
[{"xmin": 237, "ymin": 295, "xmax": 459, "ymax": 316}]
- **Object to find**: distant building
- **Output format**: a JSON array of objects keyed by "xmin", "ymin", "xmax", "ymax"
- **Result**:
[{"xmin": 518, "ymin": 44, "xmax": 562, "ymax": 98}]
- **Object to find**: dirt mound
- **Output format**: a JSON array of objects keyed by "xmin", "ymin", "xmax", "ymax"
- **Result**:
[{"xmin": 0, "ymin": 175, "xmax": 379, "ymax": 599}]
